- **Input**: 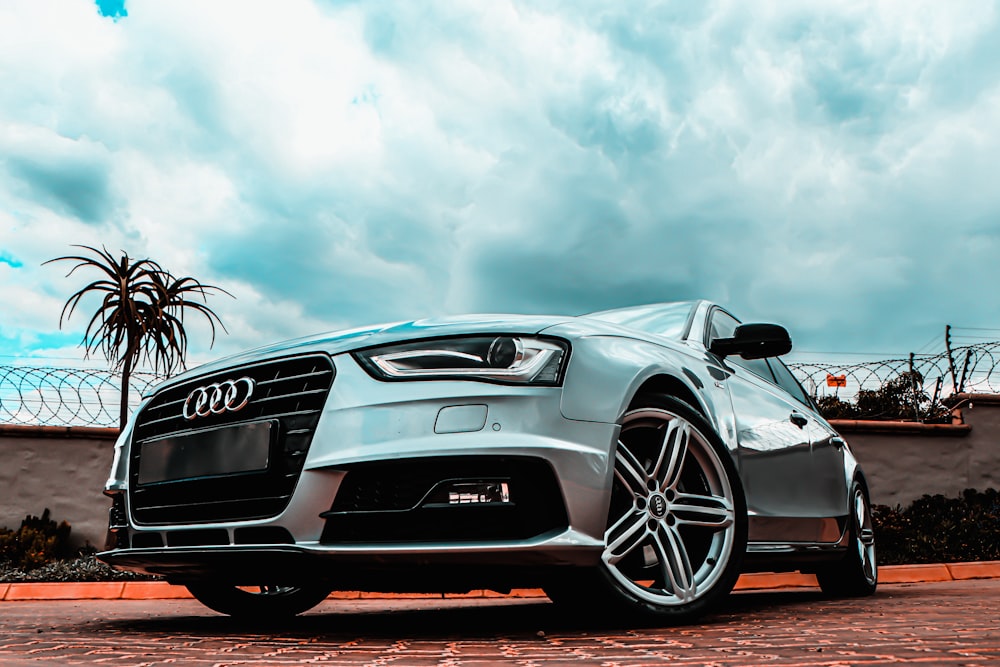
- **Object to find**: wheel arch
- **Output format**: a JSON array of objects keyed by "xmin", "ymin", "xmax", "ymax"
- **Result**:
[
  {"xmin": 628, "ymin": 374, "xmax": 706, "ymax": 419},
  {"xmin": 839, "ymin": 438, "xmax": 870, "ymax": 508},
  {"xmin": 854, "ymin": 469, "xmax": 871, "ymax": 496}
]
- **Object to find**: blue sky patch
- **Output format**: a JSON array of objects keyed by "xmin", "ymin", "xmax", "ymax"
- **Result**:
[
  {"xmin": 33, "ymin": 331, "xmax": 86, "ymax": 351},
  {"xmin": 95, "ymin": 0, "xmax": 127, "ymax": 20},
  {"xmin": 0, "ymin": 252, "xmax": 23, "ymax": 269}
]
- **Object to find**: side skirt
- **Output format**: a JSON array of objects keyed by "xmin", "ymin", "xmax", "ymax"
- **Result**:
[{"xmin": 742, "ymin": 520, "xmax": 852, "ymax": 574}]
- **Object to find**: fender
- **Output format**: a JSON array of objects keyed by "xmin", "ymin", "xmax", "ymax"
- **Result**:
[{"xmin": 550, "ymin": 332, "xmax": 738, "ymax": 454}]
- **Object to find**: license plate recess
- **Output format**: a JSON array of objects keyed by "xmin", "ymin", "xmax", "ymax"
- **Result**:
[{"xmin": 138, "ymin": 420, "xmax": 276, "ymax": 485}]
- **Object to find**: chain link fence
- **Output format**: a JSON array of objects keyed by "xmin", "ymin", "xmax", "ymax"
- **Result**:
[{"xmin": 0, "ymin": 366, "xmax": 163, "ymax": 428}]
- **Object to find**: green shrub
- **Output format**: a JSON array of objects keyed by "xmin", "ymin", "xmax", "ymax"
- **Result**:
[
  {"xmin": 815, "ymin": 395, "xmax": 860, "ymax": 419},
  {"xmin": 0, "ymin": 509, "xmax": 76, "ymax": 570},
  {"xmin": 816, "ymin": 371, "xmax": 952, "ymax": 423},
  {"xmin": 873, "ymin": 489, "xmax": 1000, "ymax": 565}
]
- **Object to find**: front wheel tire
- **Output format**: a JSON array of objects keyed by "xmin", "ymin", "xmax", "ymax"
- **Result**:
[
  {"xmin": 547, "ymin": 395, "xmax": 747, "ymax": 622},
  {"xmin": 185, "ymin": 583, "xmax": 333, "ymax": 619}
]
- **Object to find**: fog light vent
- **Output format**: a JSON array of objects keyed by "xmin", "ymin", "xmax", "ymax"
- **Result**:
[
  {"xmin": 422, "ymin": 479, "xmax": 512, "ymax": 506},
  {"xmin": 449, "ymin": 481, "xmax": 510, "ymax": 505}
]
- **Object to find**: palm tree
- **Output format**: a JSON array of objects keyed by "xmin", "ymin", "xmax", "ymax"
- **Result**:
[{"xmin": 45, "ymin": 245, "xmax": 231, "ymax": 431}]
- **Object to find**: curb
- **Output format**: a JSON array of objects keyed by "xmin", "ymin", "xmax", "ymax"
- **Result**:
[{"xmin": 3, "ymin": 561, "xmax": 999, "ymax": 601}]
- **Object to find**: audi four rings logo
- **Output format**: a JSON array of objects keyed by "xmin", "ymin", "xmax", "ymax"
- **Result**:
[{"xmin": 182, "ymin": 377, "xmax": 255, "ymax": 420}]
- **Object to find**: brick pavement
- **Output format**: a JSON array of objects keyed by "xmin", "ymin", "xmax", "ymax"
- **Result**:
[
  {"xmin": 1, "ymin": 579, "xmax": 999, "ymax": 665},
  {"xmin": 4, "ymin": 560, "xmax": 998, "ymax": 601}
]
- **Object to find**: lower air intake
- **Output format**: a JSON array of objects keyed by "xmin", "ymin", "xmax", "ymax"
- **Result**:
[{"xmin": 320, "ymin": 456, "xmax": 568, "ymax": 543}]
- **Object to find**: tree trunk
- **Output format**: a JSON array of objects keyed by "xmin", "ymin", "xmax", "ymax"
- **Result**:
[{"xmin": 119, "ymin": 356, "xmax": 133, "ymax": 433}]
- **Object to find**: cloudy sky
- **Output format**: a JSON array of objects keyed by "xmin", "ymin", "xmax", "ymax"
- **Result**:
[{"xmin": 1, "ymin": 0, "xmax": 999, "ymax": 372}]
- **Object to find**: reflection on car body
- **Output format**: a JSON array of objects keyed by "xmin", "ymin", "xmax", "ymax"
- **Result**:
[{"xmin": 99, "ymin": 300, "xmax": 877, "ymax": 622}]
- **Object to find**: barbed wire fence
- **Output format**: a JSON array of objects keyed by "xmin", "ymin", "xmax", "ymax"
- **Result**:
[
  {"xmin": 2, "ymin": 338, "xmax": 1000, "ymax": 428},
  {"xmin": 0, "ymin": 366, "xmax": 164, "ymax": 428},
  {"xmin": 789, "ymin": 340, "xmax": 1000, "ymax": 421},
  {"xmin": 791, "ymin": 342, "xmax": 1000, "ymax": 397}
]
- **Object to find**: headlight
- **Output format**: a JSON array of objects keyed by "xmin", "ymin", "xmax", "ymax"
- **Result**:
[{"xmin": 353, "ymin": 336, "xmax": 569, "ymax": 385}]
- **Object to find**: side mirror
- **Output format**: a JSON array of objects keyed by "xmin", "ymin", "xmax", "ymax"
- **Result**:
[{"xmin": 710, "ymin": 323, "xmax": 792, "ymax": 360}]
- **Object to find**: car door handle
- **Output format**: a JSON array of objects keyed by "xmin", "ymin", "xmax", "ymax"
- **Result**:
[
  {"xmin": 789, "ymin": 412, "xmax": 809, "ymax": 428},
  {"xmin": 830, "ymin": 436, "xmax": 846, "ymax": 449}
]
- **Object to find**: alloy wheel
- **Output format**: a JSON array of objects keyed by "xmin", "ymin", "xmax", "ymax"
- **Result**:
[{"xmin": 603, "ymin": 407, "xmax": 738, "ymax": 607}]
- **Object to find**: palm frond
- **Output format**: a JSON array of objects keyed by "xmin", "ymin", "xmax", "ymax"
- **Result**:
[{"xmin": 46, "ymin": 245, "xmax": 234, "ymax": 428}]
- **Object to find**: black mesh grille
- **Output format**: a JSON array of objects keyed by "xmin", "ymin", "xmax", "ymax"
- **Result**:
[
  {"xmin": 321, "ymin": 456, "xmax": 568, "ymax": 543},
  {"xmin": 129, "ymin": 354, "xmax": 335, "ymax": 525}
]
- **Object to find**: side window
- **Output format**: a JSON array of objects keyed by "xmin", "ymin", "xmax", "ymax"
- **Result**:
[
  {"xmin": 708, "ymin": 310, "xmax": 738, "ymax": 342},
  {"xmin": 708, "ymin": 309, "xmax": 775, "ymax": 383},
  {"xmin": 767, "ymin": 358, "xmax": 811, "ymax": 407}
]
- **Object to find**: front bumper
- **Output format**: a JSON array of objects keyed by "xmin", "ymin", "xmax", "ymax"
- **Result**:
[
  {"xmin": 98, "ymin": 530, "xmax": 604, "ymax": 590},
  {"xmin": 100, "ymin": 353, "xmax": 618, "ymax": 585}
]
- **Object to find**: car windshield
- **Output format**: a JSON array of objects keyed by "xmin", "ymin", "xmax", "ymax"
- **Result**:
[{"xmin": 585, "ymin": 302, "xmax": 695, "ymax": 340}]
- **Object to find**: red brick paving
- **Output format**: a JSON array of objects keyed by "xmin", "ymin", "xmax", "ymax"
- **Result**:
[
  {"xmin": 6, "ymin": 560, "xmax": 998, "ymax": 601},
  {"xmin": 1, "ymin": 579, "xmax": 998, "ymax": 665}
]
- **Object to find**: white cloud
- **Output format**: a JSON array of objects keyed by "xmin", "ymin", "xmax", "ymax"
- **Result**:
[{"xmin": 1, "ymin": 0, "xmax": 999, "ymax": 370}]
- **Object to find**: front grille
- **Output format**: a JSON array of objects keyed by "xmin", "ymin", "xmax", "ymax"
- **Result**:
[
  {"xmin": 321, "ymin": 456, "xmax": 568, "ymax": 543},
  {"xmin": 167, "ymin": 528, "xmax": 229, "ymax": 547},
  {"xmin": 129, "ymin": 354, "xmax": 335, "ymax": 525}
]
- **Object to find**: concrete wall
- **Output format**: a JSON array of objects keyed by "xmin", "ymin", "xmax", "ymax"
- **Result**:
[
  {"xmin": 0, "ymin": 425, "xmax": 118, "ymax": 549},
  {"xmin": 2, "ymin": 394, "xmax": 998, "ymax": 546},
  {"xmin": 832, "ymin": 393, "xmax": 1000, "ymax": 507}
]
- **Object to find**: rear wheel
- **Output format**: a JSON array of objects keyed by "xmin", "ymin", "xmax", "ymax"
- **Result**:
[
  {"xmin": 546, "ymin": 395, "xmax": 747, "ymax": 622},
  {"xmin": 185, "ymin": 583, "xmax": 333, "ymax": 619},
  {"xmin": 816, "ymin": 480, "xmax": 877, "ymax": 597}
]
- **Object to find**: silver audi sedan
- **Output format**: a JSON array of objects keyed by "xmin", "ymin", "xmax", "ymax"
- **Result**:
[{"xmin": 99, "ymin": 300, "xmax": 877, "ymax": 622}]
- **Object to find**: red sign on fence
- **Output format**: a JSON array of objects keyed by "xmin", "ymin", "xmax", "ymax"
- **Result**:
[{"xmin": 826, "ymin": 374, "xmax": 847, "ymax": 387}]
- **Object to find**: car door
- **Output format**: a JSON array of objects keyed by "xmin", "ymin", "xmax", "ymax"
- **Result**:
[
  {"xmin": 767, "ymin": 357, "xmax": 849, "ymax": 521},
  {"xmin": 706, "ymin": 308, "xmax": 840, "ymax": 543}
]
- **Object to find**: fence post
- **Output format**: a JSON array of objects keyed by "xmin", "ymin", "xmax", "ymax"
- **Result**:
[
  {"xmin": 931, "ymin": 376, "xmax": 942, "ymax": 409},
  {"xmin": 946, "ymin": 324, "xmax": 958, "ymax": 392},
  {"xmin": 958, "ymin": 350, "xmax": 973, "ymax": 394},
  {"xmin": 908, "ymin": 353, "xmax": 921, "ymax": 421}
]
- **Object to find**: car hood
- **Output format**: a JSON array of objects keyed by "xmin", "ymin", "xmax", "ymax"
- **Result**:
[{"xmin": 151, "ymin": 314, "xmax": 577, "ymax": 393}]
